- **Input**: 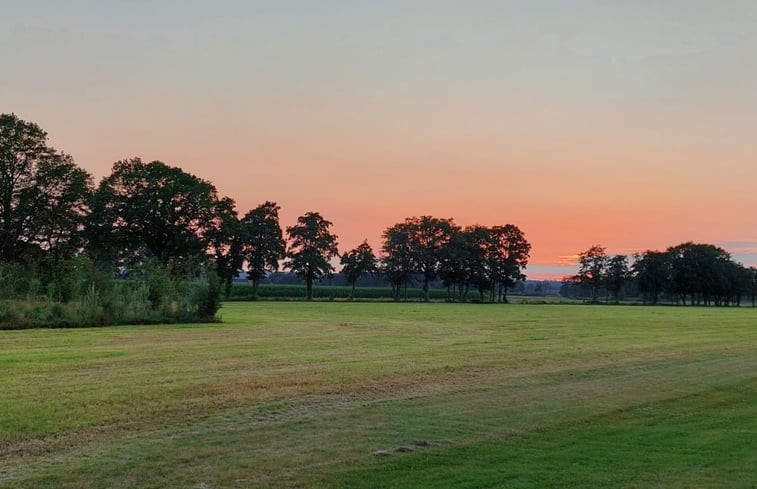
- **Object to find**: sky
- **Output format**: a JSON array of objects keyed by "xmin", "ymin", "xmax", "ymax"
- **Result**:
[{"xmin": 2, "ymin": 0, "xmax": 757, "ymax": 278}]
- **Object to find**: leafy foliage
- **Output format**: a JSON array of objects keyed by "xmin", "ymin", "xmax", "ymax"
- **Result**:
[
  {"xmin": 87, "ymin": 158, "xmax": 227, "ymax": 270},
  {"xmin": 0, "ymin": 113, "xmax": 92, "ymax": 264},
  {"xmin": 285, "ymin": 212, "xmax": 339, "ymax": 300},
  {"xmin": 574, "ymin": 245, "xmax": 607, "ymax": 303},
  {"xmin": 604, "ymin": 255, "xmax": 629, "ymax": 304},
  {"xmin": 340, "ymin": 240, "xmax": 378, "ymax": 299},
  {"xmin": 240, "ymin": 201, "xmax": 286, "ymax": 300}
]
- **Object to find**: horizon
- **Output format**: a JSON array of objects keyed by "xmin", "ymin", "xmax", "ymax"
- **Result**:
[{"xmin": 3, "ymin": 1, "xmax": 756, "ymax": 278}]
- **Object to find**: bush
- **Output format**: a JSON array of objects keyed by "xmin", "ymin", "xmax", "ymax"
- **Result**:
[
  {"xmin": 0, "ymin": 257, "xmax": 223, "ymax": 329},
  {"xmin": 183, "ymin": 265, "xmax": 222, "ymax": 320}
]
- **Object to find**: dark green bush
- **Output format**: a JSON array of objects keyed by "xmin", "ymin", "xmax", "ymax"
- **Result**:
[{"xmin": 0, "ymin": 257, "xmax": 222, "ymax": 329}]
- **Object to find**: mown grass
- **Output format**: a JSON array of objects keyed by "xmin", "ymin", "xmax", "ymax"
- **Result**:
[{"xmin": 1, "ymin": 303, "xmax": 756, "ymax": 488}]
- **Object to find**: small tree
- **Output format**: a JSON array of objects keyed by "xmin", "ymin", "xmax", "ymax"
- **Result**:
[
  {"xmin": 574, "ymin": 245, "xmax": 607, "ymax": 303},
  {"xmin": 240, "ymin": 201, "xmax": 286, "ymax": 300},
  {"xmin": 284, "ymin": 212, "xmax": 339, "ymax": 300},
  {"xmin": 340, "ymin": 240, "xmax": 378, "ymax": 299}
]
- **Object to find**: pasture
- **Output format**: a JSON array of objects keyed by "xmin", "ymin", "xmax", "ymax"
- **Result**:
[{"xmin": 1, "ymin": 303, "xmax": 756, "ymax": 488}]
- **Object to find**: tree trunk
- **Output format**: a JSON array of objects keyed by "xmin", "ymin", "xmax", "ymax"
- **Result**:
[
  {"xmin": 502, "ymin": 284, "xmax": 508, "ymax": 304},
  {"xmin": 224, "ymin": 278, "xmax": 233, "ymax": 299},
  {"xmin": 350, "ymin": 282, "xmax": 355, "ymax": 301},
  {"xmin": 251, "ymin": 279, "xmax": 260, "ymax": 301},
  {"xmin": 422, "ymin": 277, "xmax": 430, "ymax": 302},
  {"xmin": 306, "ymin": 273, "xmax": 314, "ymax": 301}
]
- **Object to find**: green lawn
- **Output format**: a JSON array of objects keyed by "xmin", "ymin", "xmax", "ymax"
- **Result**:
[{"xmin": 1, "ymin": 303, "xmax": 756, "ymax": 488}]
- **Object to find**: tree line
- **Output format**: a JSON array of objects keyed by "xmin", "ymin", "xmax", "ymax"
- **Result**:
[
  {"xmin": 0, "ymin": 113, "xmax": 532, "ymax": 328},
  {"xmin": 571, "ymin": 244, "xmax": 757, "ymax": 306}
]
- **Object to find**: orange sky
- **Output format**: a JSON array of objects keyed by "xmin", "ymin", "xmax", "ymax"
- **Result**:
[{"xmin": 3, "ymin": 2, "xmax": 757, "ymax": 278}]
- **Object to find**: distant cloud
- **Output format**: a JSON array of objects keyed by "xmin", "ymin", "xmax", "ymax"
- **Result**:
[
  {"xmin": 552, "ymin": 254, "xmax": 580, "ymax": 266},
  {"xmin": 718, "ymin": 241, "xmax": 757, "ymax": 254}
]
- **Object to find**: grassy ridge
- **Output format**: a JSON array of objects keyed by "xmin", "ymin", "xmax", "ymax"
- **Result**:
[{"xmin": 1, "ymin": 303, "xmax": 756, "ymax": 488}]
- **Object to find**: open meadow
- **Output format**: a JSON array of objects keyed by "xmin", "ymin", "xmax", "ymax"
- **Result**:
[{"xmin": 1, "ymin": 303, "xmax": 757, "ymax": 488}]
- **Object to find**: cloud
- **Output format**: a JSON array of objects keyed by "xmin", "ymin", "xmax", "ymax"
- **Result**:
[
  {"xmin": 718, "ymin": 241, "xmax": 757, "ymax": 254},
  {"xmin": 541, "ymin": 254, "xmax": 580, "ymax": 266}
]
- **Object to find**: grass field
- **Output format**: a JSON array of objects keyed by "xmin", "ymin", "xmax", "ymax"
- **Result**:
[{"xmin": 1, "ymin": 303, "xmax": 756, "ymax": 488}]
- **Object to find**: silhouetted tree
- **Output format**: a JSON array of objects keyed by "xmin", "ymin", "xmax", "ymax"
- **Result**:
[
  {"xmin": 667, "ymin": 242, "xmax": 731, "ymax": 305},
  {"xmin": 722, "ymin": 260, "xmax": 751, "ymax": 307},
  {"xmin": 468, "ymin": 227, "xmax": 494, "ymax": 302},
  {"xmin": 0, "ymin": 113, "xmax": 92, "ymax": 265},
  {"xmin": 452, "ymin": 226, "xmax": 490, "ymax": 302},
  {"xmin": 207, "ymin": 198, "xmax": 243, "ymax": 298},
  {"xmin": 488, "ymin": 225, "xmax": 531, "ymax": 303},
  {"xmin": 439, "ymin": 228, "xmax": 478, "ymax": 302},
  {"xmin": 285, "ymin": 212, "xmax": 339, "ymax": 300},
  {"xmin": 381, "ymin": 221, "xmax": 416, "ymax": 301},
  {"xmin": 407, "ymin": 216, "xmax": 457, "ymax": 302},
  {"xmin": 240, "ymin": 201, "xmax": 286, "ymax": 300},
  {"xmin": 340, "ymin": 240, "xmax": 378, "ymax": 299},
  {"xmin": 88, "ymin": 158, "xmax": 226, "ymax": 272},
  {"xmin": 632, "ymin": 250, "xmax": 669, "ymax": 305},
  {"xmin": 604, "ymin": 254, "xmax": 629, "ymax": 304},
  {"xmin": 574, "ymin": 245, "xmax": 607, "ymax": 303}
]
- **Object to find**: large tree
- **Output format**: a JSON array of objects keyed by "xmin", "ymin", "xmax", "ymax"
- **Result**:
[
  {"xmin": 0, "ymin": 113, "xmax": 92, "ymax": 265},
  {"xmin": 667, "ymin": 242, "xmax": 731, "ymax": 305},
  {"xmin": 340, "ymin": 240, "xmax": 378, "ymax": 300},
  {"xmin": 88, "ymin": 158, "xmax": 227, "ymax": 271},
  {"xmin": 240, "ymin": 201, "xmax": 286, "ymax": 300},
  {"xmin": 284, "ymin": 212, "xmax": 339, "ymax": 300}
]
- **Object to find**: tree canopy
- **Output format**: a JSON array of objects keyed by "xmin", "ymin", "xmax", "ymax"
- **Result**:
[
  {"xmin": 574, "ymin": 245, "xmax": 607, "ymax": 303},
  {"xmin": 341, "ymin": 240, "xmax": 378, "ymax": 299},
  {"xmin": 0, "ymin": 113, "xmax": 92, "ymax": 265},
  {"xmin": 87, "ymin": 158, "xmax": 228, "ymax": 270},
  {"xmin": 240, "ymin": 201, "xmax": 286, "ymax": 300},
  {"xmin": 285, "ymin": 212, "xmax": 339, "ymax": 300}
]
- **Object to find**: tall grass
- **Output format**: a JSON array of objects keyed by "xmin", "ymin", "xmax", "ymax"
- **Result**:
[{"xmin": 0, "ymin": 258, "xmax": 222, "ymax": 330}]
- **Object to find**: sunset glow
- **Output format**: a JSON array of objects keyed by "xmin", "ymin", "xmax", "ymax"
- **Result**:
[{"xmin": 3, "ymin": 1, "xmax": 756, "ymax": 278}]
